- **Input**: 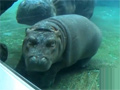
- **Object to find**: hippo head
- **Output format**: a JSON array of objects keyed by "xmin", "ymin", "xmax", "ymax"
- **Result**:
[
  {"xmin": 22, "ymin": 25, "xmax": 64, "ymax": 72},
  {"xmin": 16, "ymin": 0, "xmax": 56, "ymax": 25}
]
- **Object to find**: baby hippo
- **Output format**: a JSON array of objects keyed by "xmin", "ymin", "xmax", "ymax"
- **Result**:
[{"xmin": 17, "ymin": 14, "xmax": 102, "ymax": 88}]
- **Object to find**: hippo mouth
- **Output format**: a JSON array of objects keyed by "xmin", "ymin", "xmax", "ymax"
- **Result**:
[{"xmin": 25, "ymin": 56, "xmax": 51, "ymax": 72}]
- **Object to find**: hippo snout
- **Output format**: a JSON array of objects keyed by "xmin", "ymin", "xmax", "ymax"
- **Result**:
[
  {"xmin": 29, "ymin": 56, "xmax": 48, "ymax": 65},
  {"xmin": 39, "ymin": 57, "xmax": 48, "ymax": 65},
  {"xmin": 26, "ymin": 56, "xmax": 51, "ymax": 71},
  {"xmin": 29, "ymin": 56, "xmax": 38, "ymax": 64}
]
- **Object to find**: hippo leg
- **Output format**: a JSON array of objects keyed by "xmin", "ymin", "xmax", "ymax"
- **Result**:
[
  {"xmin": 77, "ymin": 57, "xmax": 92, "ymax": 68},
  {"xmin": 0, "ymin": 43, "xmax": 8, "ymax": 62},
  {"xmin": 35, "ymin": 62, "xmax": 66, "ymax": 88},
  {"xmin": 38, "ymin": 58, "xmax": 92, "ymax": 88},
  {"xmin": 15, "ymin": 55, "xmax": 28, "ymax": 77},
  {"xmin": 27, "ymin": 62, "xmax": 65, "ymax": 88}
]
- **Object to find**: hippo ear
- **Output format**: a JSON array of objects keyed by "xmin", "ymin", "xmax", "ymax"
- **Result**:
[
  {"xmin": 25, "ymin": 28, "xmax": 32, "ymax": 35},
  {"xmin": 50, "ymin": 26, "xmax": 61, "ymax": 37},
  {"xmin": 54, "ymin": 30, "xmax": 61, "ymax": 37},
  {"xmin": 25, "ymin": 28, "xmax": 29, "ymax": 35}
]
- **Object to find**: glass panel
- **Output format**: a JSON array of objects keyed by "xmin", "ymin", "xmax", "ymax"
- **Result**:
[{"xmin": 0, "ymin": 61, "xmax": 41, "ymax": 90}]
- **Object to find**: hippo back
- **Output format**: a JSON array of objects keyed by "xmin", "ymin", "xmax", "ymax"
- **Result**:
[{"xmin": 47, "ymin": 14, "xmax": 102, "ymax": 67}]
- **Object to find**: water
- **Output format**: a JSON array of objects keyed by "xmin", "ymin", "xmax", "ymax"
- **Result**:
[{"xmin": 0, "ymin": 0, "xmax": 120, "ymax": 89}]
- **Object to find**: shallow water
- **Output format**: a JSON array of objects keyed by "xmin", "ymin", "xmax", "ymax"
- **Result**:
[{"xmin": 0, "ymin": 0, "xmax": 120, "ymax": 89}]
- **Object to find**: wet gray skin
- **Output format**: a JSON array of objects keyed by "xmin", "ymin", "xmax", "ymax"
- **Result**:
[{"xmin": 22, "ymin": 28, "xmax": 62, "ymax": 72}]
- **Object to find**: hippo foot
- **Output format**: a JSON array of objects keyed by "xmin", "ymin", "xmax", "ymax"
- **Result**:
[
  {"xmin": 26, "ymin": 71, "xmax": 56, "ymax": 88},
  {"xmin": 39, "ymin": 72, "xmax": 56, "ymax": 88}
]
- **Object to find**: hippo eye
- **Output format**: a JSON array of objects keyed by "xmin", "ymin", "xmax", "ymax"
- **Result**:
[
  {"xmin": 27, "ymin": 40, "xmax": 37, "ymax": 48},
  {"xmin": 46, "ymin": 40, "xmax": 56, "ymax": 48},
  {"xmin": 27, "ymin": 37, "xmax": 38, "ymax": 46},
  {"xmin": 26, "ymin": 42, "xmax": 33, "ymax": 48},
  {"xmin": 27, "ymin": 41, "xmax": 33, "ymax": 46}
]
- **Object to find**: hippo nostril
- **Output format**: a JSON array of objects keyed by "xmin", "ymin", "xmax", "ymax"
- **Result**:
[
  {"xmin": 29, "ymin": 56, "xmax": 37, "ymax": 64},
  {"xmin": 39, "ymin": 57, "xmax": 48, "ymax": 65}
]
